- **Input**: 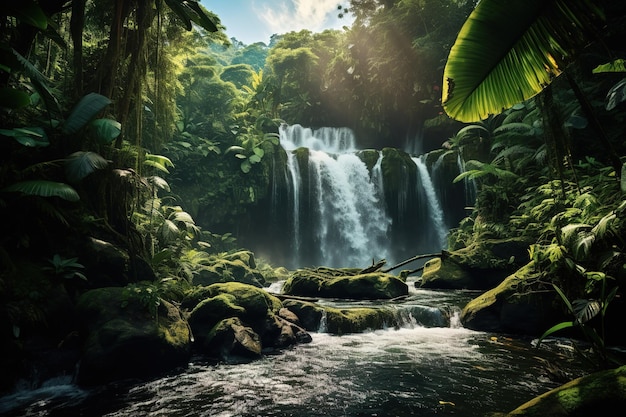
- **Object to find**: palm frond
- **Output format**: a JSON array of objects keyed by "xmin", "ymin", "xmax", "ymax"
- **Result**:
[
  {"xmin": 492, "ymin": 145, "xmax": 535, "ymax": 166},
  {"xmin": 442, "ymin": 0, "xmax": 604, "ymax": 122}
]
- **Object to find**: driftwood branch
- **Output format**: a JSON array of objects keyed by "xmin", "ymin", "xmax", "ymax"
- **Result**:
[
  {"xmin": 358, "ymin": 259, "xmax": 387, "ymax": 274},
  {"xmin": 382, "ymin": 253, "xmax": 441, "ymax": 273}
]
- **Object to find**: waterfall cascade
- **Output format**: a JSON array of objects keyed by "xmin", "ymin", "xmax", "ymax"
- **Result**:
[{"xmin": 265, "ymin": 124, "xmax": 470, "ymax": 269}]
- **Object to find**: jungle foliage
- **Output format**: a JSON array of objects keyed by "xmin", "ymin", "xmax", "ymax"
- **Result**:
[{"xmin": 1, "ymin": 0, "xmax": 626, "ymax": 380}]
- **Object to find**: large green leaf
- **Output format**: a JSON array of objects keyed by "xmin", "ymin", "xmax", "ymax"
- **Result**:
[
  {"xmin": 0, "ymin": 127, "xmax": 49, "ymax": 147},
  {"xmin": 164, "ymin": 0, "xmax": 218, "ymax": 32},
  {"xmin": 88, "ymin": 118, "xmax": 121, "ymax": 144},
  {"xmin": 5, "ymin": 2, "xmax": 48, "ymax": 30},
  {"xmin": 64, "ymin": 151, "xmax": 109, "ymax": 183},
  {"xmin": 12, "ymin": 49, "xmax": 62, "ymax": 117},
  {"xmin": 3, "ymin": 180, "xmax": 80, "ymax": 201},
  {"xmin": 0, "ymin": 88, "xmax": 31, "ymax": 109},
  {"xmin": 62, "ymin": 93, "xmax": 112, "ymax": 134},
  {"xmin": 442, "ymin": 0, "xmax": 604, "ymax": 122}
]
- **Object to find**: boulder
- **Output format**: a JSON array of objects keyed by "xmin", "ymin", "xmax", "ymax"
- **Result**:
[
  {"xmin": 185, "ymin": 283, "xmax": 311, "ymax": 361},
  {"xmin": 283, "ymin": 269, "xmax": 408, "ymax": 300},
  {"xmin": 194, "ymin": 258, "xmax": 265, "ymax": 287},
  {"xmin": 500, "ymin": 365, "xmax": 626, "ymax": 416},
  {"xmin": 203, "ymin": 317, "xmax": 262, "ymax": 362},
  {"xmin": 75, "ymin": 287, "xmax": 192, "ymax": 386},
  {"xmin": 460, "ymin": 262, "xmax": 566, "ymax": 335},
  {"xmin": 282, "ymin": 299, "xmax": 399, "ymax": 335},
  {"xmin": 420, "ymin": 238, "xmax": 528, "ymax": 290}
]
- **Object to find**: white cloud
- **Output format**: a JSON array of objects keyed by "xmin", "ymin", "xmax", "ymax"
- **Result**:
[{"xmin": 258, "ymin": 0, "xmax": 347, "ymax": 35}]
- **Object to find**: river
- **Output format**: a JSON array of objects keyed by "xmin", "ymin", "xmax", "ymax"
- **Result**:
[{"xmin": 0, "ymin": 286, "xmax": 593, "ymax": 417}]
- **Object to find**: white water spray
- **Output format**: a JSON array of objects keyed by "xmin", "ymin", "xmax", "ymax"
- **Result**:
[
  {"xmin": 413, "ymin": 156, "xmax": 448, "ymax": 249},
  {"xmin": 280, "ymin": 124, "xmax": 391, "ymax": 267}
]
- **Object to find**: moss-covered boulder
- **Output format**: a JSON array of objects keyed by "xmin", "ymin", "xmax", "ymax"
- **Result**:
[
  {"xmin": 185, "ymin": 282, "xmax": 310, "ymax": 361},
  {"xmin": 282, "ymin": 269, "xmax": 408, "ymax": 300},
  {"xmin": 419, "ymin": 257, "xmax": 474, "ymax": 289},
  {"xmin": 282, "ymin": 299, "xmax": 399, "ymax": 334},
  {"xmin": 194, "ymin": 258, "xmax": 265, "ymax": 287},
  {"xmin": 501, "ymin": 365, "xmax": 626, "ymax": 416},
  {"xmin": 203, "ymin": 317, "xmax": 262, "ymax": 361},
  {"xmin": 75, "ymin": 287, "xmax": 192, "ymax": 386},
  {"xmin": 460, "ymin": 262, "xmax": 565, "ymax": 335},
  {"xmin": 420, "ymin": 238, "xmax": 529, "ymax": 290}
]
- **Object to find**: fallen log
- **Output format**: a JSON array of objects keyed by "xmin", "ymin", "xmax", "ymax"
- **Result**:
[{"xmin": 382, "ymin": 253, "xmax": 441, "ymax": 273}]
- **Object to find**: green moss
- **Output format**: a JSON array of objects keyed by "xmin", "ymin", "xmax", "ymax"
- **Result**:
[
  {"xmin": 356, "ymin": 149, "xmax": 381, "ymax": 170},
  {"xmin": 507, "ymin": 365, "xmax": 626, "ymax": 416},
  {"xmin": 205, "ymin": 282, "xmax": 283, "ymax": 314},
  {"xmin": 326, "ymin": 307, "xmax": 397, "ymax": 334}
]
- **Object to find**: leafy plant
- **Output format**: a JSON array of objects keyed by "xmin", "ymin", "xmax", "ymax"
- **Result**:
[
  {"xmin": 42, "ymin": 254, "xmax": 87, "ymax": 281},
  {"xmin": 536, "ymin": 279, "xmax": 620, "ymax": 369},
  {"xmin": 122, "ymin": 283, "xmax": 162, "ymax": 321}
]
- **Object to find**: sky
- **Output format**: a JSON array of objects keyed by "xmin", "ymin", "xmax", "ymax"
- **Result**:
[{"xmin": 200, "ymin": 0, "xmax": 355, "ymax": 45}]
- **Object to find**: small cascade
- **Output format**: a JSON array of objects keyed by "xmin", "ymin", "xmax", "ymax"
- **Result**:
[
  {"xmin": 413, "ymin": 156, "xmax": 448, "ymax": 249},
  {"xmin": 318, "ymin": 309, "xmax": 328, "ymax": 333},
  {"xmin": 388, "ymin": 304, "xmax": 457, "ymax": 329},
  {"xmin": 266, "ymin": 280, "xmax": 286, "ymax": 294}
]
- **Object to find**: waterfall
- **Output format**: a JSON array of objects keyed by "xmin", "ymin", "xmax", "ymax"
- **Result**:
[
  {"xmin": 457, "ymin": 151, "xmax": 477, "ymax": 206},
  {"xmin": 285, "ymin": 151, "xmax": 301, "ymax": 261},
  {"xmin": 280, "ymin": 124, "xmax": 390, "ymax": 268},
  {"xmin": 413, "ymin": 156, "xmax": 448, "ymax": 250},
  {"xmin": 266, "ymin": 124, "xmax": 462, "ymax": 269}
]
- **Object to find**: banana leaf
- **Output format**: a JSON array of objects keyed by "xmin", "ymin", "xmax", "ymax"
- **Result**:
[{"xmin": 442, "ymin": 0, "xmax": 604, "ymax": 122}]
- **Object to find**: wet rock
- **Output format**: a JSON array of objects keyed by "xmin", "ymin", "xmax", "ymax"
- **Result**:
[
  {"xmin": 282, "ymin": 299, "xmax": 398, "ymax": 335},
  {"xmin": 460, "ymin": 262, "xmax": 566, "ymax": 335},
  {"xmin": 185, "ymin": 282, "xmax": 311, "ymax": 360},
  {"xmin": 75, "ymin": 287, "xmax": 191, "ymax": 386},
  {"xmin": 501, "ymin": 365, "xmax": 626, "ymax": 416},
  {"xmin": 283, "ymin": 269, "xmax": 408, "ymax": 300},
  {"xmin": 420, "ymin": 238, "xmax": 528, "ymax": 290},
  {"xmin": 203, "ymin": 317, "xmax": 262, "ymax": 362}
]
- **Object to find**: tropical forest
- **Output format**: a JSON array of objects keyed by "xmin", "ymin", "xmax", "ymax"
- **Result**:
[{"xmin": 2, "ymin": 0, "xmax": 626, "ymax": 416}]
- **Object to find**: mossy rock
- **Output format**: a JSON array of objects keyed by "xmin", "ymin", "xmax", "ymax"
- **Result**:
[
  {"xmin": 186, "ymin": 282, "xmax": 287, "ymax": 353},
  {"xmin": 281, "ymin": 300, "xmax": 326, "ymax": 331},
  {"xmin": 419, "ymin": 257, "xmax": 474, "ymax": 289},
  {"xmin": 460, "ymin": 262, "xmax": 566, "ymax": 336},
  {"xmin": 194, "ymin": 258, "xmax": 265, "ymax": 287},
  {"xmin": 282, "ymin": 300, "xmax": 398, "ymax": 335},
  {"xmin": 420, "ymin": 238, "xmax": 529, "ymax": 290},
  {"xmin": 222, "ymin": 250, "xmax": 257, "ymax": 269},
  {"xmin": 283, "ymin": 270, "xmax": 408, "ymax": 300},
  {"xmin": 75, "ymin": 287, "xmax": 191, "ymax": 386},
  {"xmin": 502, "ymin": 365, "xmax": 626, "ymax": 416},
  {"xmin": 325, "ymin": 307, "xmax": 398, "ymax": 334},
  {"xmin": 202, "ymin": 317, "xmax": 262, "ymax": 362}
]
